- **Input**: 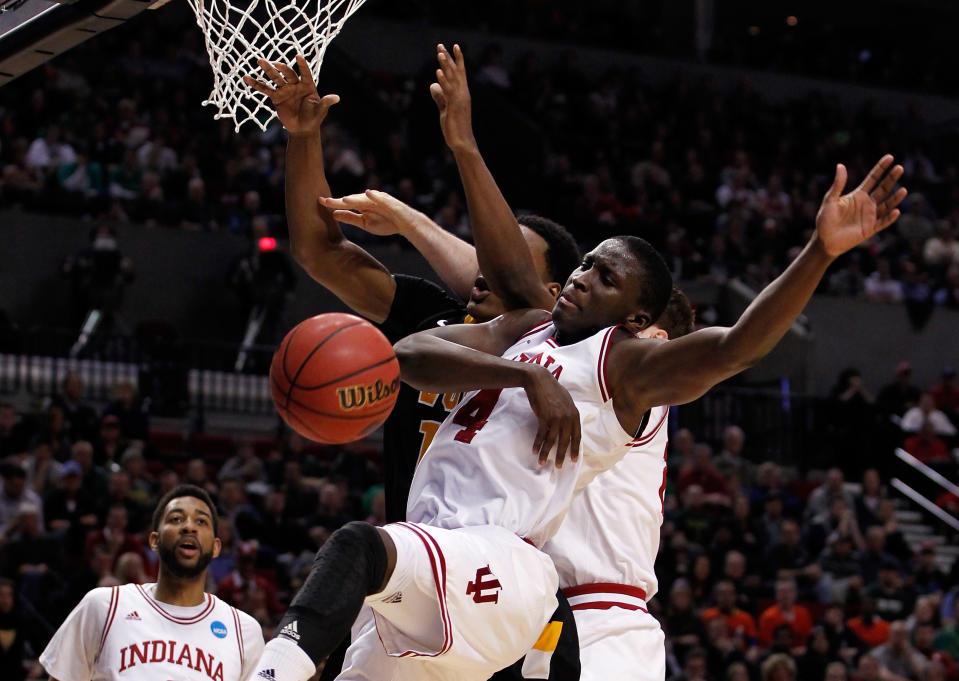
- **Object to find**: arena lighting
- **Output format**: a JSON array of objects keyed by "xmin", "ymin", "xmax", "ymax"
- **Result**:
[
  {"xmin": 259, "ymin": 236, "xmax": 277, "ymax": 251},
  {"xmin": 786, "ymin": 15, "xmax": 798, "ymax": 26}
]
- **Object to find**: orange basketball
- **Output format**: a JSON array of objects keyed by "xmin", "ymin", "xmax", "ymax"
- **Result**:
[{"xmin": 270, "ymin": 313, "xmax": 400, "ymax": 443}]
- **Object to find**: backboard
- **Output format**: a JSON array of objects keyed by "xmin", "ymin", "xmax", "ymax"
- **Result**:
[{"xmin": 0, "ymin": 0, "xmax": 153, "ymax": 86}]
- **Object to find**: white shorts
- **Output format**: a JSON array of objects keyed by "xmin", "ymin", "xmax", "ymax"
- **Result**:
[
  {"xmin": 565, "ymin": 584, "xmax": 665, "ymax": 681},
  {"xmin": 344, "ymin": 522, "xmax": 558, "ymax": 681}
]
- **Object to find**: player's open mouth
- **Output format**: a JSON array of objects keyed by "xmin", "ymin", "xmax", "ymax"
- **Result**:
[
  {"xmin": 558, "ymin": 293, "xmax": 579, "ymax": 310},
  {"xmin": 176, "ymin": 538, "xmax": 199, "ymax": 558}
]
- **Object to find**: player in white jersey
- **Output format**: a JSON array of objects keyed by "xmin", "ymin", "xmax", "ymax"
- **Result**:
[
  {"xmin": 543, "ymin": 290, "xmax": 694, "ymax": 681},
  {"xmin": 40, "ymin": 485, "xmax": 264, "ymax": 681},
  {"xmin": 251, "ymin": 153, "xmax": 904, "ymax": 681}
]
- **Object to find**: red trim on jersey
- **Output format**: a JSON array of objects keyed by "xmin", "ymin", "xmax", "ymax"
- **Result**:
[
  {"xmin": 391, "ymin": 523, "xmax": 453, "ymax": 657},
  {"xmin": 563, "ymin": 583, "xmax": 648, "ymax": 601},
  {"xmin": 545, "ymin": 338, "xmax": 559, "ymax": 347},
  {"xmin": 96, "ymin": 586, "xmax": 119, "ymax": 662},
  {"xmin": 518, "ymin": 319, "xmax": 553, "ymax": 340},
  {"xmin": 231, "ymin": 607, "xmax": 244, "ymax": 661},
  {"xmin": 134, "ymin": 584, "xmax": 216, "ymax": 624},
  {"xmin": 564, "ymin": 583, "xmax": 649, "ymax": 613},
  {"xmin": 570, "ymin": 601, "xmax": 648, "ymax": 613},
  {"xmin": 596, "ymin": 326, "xmax": 619, "ymax": 402},
  {"xmin": 628, "ymin": 406, "xmax": 668, "ymax": 446}
]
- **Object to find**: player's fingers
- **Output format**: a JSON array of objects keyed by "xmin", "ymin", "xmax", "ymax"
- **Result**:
[
  {"xmin": 257, "ymin": 58, "xmax": 286, "ymax": 86},
  {"xmin": 823, "ymin": 163, "xmax": 847, "ymax": 202},
  {"xmin": 295, "ymin": 54, "xmax": 316, "ymax": 86},
  {"xmin": 243, "ymin": 76, "xmax": 277, "ymax": 97},
  {"xmin": 553, "ymin": 423, "xmax": 569, "ymax": 469},
  {"xmin": 437, "ymin": 44, "xmax": 457, "ymax": 81},
  {"xmin": 877, "ymin": 208, "xmax": 902, "ymax": 231},
  {"xmin": 331, "ymin": 209, "xmax": 364, "ymax": 227},
  {"xmin": 539, "ymin": 423, "xmax": 560, "ymax": 467},
  {"xmin": 532, "ymin": 422, "xmax": 548, "ymax": 465},
  {"xmin": 870, "ymin": 164, "xmax": 903, "ymax": 201},
  {"xmin": 453, "ymin": 43, "xmax": 466, "ymax": 72},
  {"xmin": 429, "ymin": 83, "xmax": 447, "ymax": 109},
  {"xmin": 318, "ymin": 196, "xmax": 351, "ymax": 210},
  {"xmin": 318, "ymin": 94, "xmax": 340, "ymax": 116},
  {"xmin": 857, "ymin": 154, "xmax": 894, "ymax": 194},
  {"xmin": 570, "ymin": 417, "xmax": 581, "ymax": 462},
  {"xmin": 273, "ymin": 62, "xmax": 298, "ymax": 83},
  {"xmin": 877, "ymin": 186, "xmax": 908, "ymax": 219}
]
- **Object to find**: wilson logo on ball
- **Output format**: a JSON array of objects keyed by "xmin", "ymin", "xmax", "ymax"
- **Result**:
[{"xmin": 336, "ymin": 378, "xmax": 400, "ymax": 411}]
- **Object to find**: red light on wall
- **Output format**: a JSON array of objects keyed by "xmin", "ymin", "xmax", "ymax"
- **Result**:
[{"xmin": 259, "ymin": 237, "xmax": 276, "ymax": 251}]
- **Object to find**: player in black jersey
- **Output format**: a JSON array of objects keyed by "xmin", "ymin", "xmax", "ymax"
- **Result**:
[{"xmin": 246, "ymin": 52, "xmax": 581, "ymax": 680}]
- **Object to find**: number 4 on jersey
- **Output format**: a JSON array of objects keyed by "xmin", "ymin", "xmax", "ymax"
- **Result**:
[{"xmin": 452, "ymin": 389, "xmax": 503, "ymax": 443}]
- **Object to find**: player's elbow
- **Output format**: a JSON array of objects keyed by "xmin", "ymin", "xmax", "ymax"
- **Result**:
[{"xmin": 393, "ymin": 336, "xmax": 422, "ymax": 376}]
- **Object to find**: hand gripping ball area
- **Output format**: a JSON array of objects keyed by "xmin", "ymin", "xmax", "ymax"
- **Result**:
[{"xmin": 270, "ymin": 313, "xmax": 400, "ymax": 443}]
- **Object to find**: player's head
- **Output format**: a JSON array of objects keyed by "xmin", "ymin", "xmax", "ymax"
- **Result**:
[
  {"xmin": 150, "ymin": 484, "xmax": 220, "ymax": 580},
  {"xmin": 466, "ymin": 215, "xmax": 580, "ymax": 321},
  {"xmin": 638, "ymin": 286, "xmax": 694, "ymax": 340},
  {"xmin": 552, "ymin": 236, "xmax": 672, "ymax": 339}
]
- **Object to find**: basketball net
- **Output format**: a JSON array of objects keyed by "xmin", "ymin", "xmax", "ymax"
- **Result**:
[{"xmin": 179, "ymin": 0, "xmax": 367, "ymax": 131}]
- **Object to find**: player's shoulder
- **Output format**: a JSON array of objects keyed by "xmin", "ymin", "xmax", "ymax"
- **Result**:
[
  {"xmin": 211, "ymin": 594, "xmax": 262, "ymax": 634},
  {"xmin": 495, "ymin": 308, "xmax": 552, "ymax": 336},
  {"xmin": 73, "ymin": 584, "xmax": 126, "ymax": 615}
]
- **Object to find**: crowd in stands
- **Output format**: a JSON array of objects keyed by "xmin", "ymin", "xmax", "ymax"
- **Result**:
[
  {"xmin": 1, "ymin": 5, "xmax": 958, "ymax": 332},
  {"xmin": 0, "ymin": 358, "xmax": 956, "ymax": 680}
]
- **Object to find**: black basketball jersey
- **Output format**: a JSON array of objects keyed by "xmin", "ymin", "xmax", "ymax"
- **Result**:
[{"xmin": 376, "ymin": 274, "xmax": 467, "ymax": 523}]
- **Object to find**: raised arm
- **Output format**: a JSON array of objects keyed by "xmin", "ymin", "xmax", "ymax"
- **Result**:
[
  {"xmin": 611, "ymin": 156, "xmax": 907, "ymax": 418},
  {"xmin": 395, "ymin": 308, "xmax": 581, "ymax": 465},
  {"xmin": 319, "ymin": 189, "xmax": 479, "ymax": 300},
  {"xmin": 430, "ymin": 44, "xmax": 557, "ymax": 312},
  {"xmin": 244, "ymin": 56, "xmax": 396, "ymax": 322}
]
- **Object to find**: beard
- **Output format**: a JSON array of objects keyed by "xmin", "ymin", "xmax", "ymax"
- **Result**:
[{"xmin": 158, "ymin": 541, "xmax": 214, "ymax": 579}]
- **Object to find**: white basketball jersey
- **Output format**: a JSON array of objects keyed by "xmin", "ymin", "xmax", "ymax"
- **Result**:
[
  {"xmin": 40, "ymin": 583, "xmax": 264, "ymax": 681},
  {"xmin": 407, "ymin": 321, "xmax": 638, "ymax": 548},
  {"xmin": 544, "ymin": 406, "xmax": 669, "ymax": 599}
]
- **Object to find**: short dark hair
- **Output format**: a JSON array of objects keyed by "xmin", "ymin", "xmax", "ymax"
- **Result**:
[
  {"xmin": 614, "ymin": 235, "xmax": 673, "ymax": 325},
  {"xmin": 152, "ymin": 484, "xmax": 219, "ymax": 535},
  {"xmin": 517, "ymin": 214, "xmax": 581, "ymax": 284},
  {"xmin": 656, "ymin": 286, "xmax": 695, "ymax": 339}
]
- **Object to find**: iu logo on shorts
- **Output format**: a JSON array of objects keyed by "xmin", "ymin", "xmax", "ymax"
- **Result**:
[{"xmin": 466, "ymin": 565, "xmax": 502, "ymax": 604}]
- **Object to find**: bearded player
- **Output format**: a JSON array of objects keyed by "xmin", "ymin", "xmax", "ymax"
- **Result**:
[{"xmin": 40, "ymin": 485, "xmax": 264, "ymax": 681}]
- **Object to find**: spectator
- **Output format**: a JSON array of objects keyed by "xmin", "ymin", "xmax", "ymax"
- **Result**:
[
  {"xmin": 869, "ymin": 557, "xmax": 917, "ymax": 622},
  {"xmin": 855, "ymin": 469, "xmax": 886, "ymax": 528},
  {"xmin": 800, "ymin": 626, "xmax": 838, "ymax": 681},
  {"xmin": 0, "ymin": 577, "xmax": 52, "ymax": 681},
  {"xmin": 703, "ymin": 616, "xmax": 747, "ymax": 680},
  {"xmin": 24, "ymin": 437, "xmax": 61, "ymax": 497},
  {"xmin": 47, "ymin": 373, "xmax": 98, "ymax": 443},
  {"xmin": 42, "ymin": 460, "xmax": 98, "ymax": 535},
  {"xmin": 822, "ymin": 602, "xmax": 865, "ymax": 663},
  {"xmin": 677, "ymin": 443, "xmax": 730, "ymax": 504},
  {"xmin": 930, "ymin": 368, "xmax": 959, "ymax": 423},
  {"xmin": 904, "ymin": 421, "xmax": 952, "ymax": 464},
  {"xmin": 670, "ymin": 646, "xmax": 709, "ymax": 681},
  {"xmin": 0, "ymin": 504, "xmax": 61, "ymax": 610},
  {"xmin": 714, "ymin": 425, "xmax": 755, "ymax": 485},
  {"xmin": 855, "ymin": 654, "xmax": 883, "ymax": 681},
  {"xmin": 912, "ymin": 542, "xmax": 949, "ymax": 595},
  {"xmin": 217, "ymin": 477, "xmax": 260, "ymax": 540},
  {"xmin": 901, "ymin": 394, "xmax": 957, "ymax": 436},
  {"xmin": 924, "ymin": 220, "xmax": 959, "ymax": 269},
  {"xmin": 847, "ymin": 597, "xmax": 891, "ymax": 649},
  {"xmin": 859, "ymin": 526, "xmax": 895, "ymax": 587},
  {"xmin": 761, "ymin": 652, "xmax": 798, "ymax": 681},
  {"xmin": 864, "ymin": 258, "xmax": 904, "ymax": 303},
  {"xmin": 0, "ymin": 464, "xmax": 44, "ymax": 535},
  {"xmin": 758, "ymin": 577, "xmax": 814, "ymax": 648},
  {"xmin": 25, "ymin": 125, "xmax": 76, "ymax": 172},
  {"xmin": 807, "ymin": 468, "xmax": 858, "ymax": 521},
  {"xmin": 0, "ymin": 403, "xmax": 32, "ymax": 459},
  {"xmin": 825, "ymin": 661, "xmax": 850, "ymax": 681},
  {"xmin": 101, "ymin": 380, "xmax": 149, "ymax": 441},
  {"xmin": 83, "ymin": 503, "xmax": 145, "ymax": 570},
  {"xmin": 670, "ymin": 428, "xmax": 697, "ymax": 470},
  {"xmin": 914, "ymin": 622, "xmax": 959, "ymax": 681},
  {"xmin": 214, "ymin": 541, "xmax": 283, "ymax": 617},
  {"xmin": 702, "ymin": 579, "xmax": 758, "ymax": 651},
  {"xmin": 664, "ymin": 579, "xmax": 706, "ymax": 665},
  {"xmin": 936, "ymin": 600, "xmax": 959, "ymax": 663},
  {"xmin": 68, "ymin": 440, "xmax": 108, "ymax": 501},
  {"xmin": 870, "ymin": 620, "xmax": 929, "ymax": 680},
  {"xmin": 877, "ymin": 362, "xmax": 922, "ymax": 419},
  {"xmin": 819, "ymin": 532, "xmax": 865, "ymax": 603},
  {"xmin": 765, "ymin": 519, "xmax": 821, "ymax": 591}
]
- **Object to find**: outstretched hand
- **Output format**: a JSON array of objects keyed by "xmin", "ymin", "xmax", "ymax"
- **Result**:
[
  {"xmin": 319, "ymin": 190, "xmax": 422, "ymax": 237},
  {"xmin": 815, "ymin": 155, "xmax": 907, "ymax": 257},
  {"xmin": 429, "ymin": 44, "xmax": 477, "ymax": 154},
  {"xmin": 243, "ymin": 55, "xmax": 339, "ymax": 134}
]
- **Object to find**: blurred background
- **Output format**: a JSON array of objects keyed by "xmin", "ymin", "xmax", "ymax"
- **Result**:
[{"xmin": 0, "ymin": 1, "xmax": 958, "ymax": 680}]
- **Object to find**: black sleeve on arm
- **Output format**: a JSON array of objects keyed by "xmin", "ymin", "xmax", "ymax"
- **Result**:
[{"xmin": 377, "ymin": 274, "xmax": 466, "ymax": 344}]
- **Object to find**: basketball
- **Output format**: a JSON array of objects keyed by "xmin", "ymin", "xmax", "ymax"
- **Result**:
[{"xmin": 270, "ymin": 313, "xmax": 400, "ymax": 443}]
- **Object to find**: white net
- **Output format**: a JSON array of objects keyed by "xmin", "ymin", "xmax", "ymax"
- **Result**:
[{"xmin": 185, "ymin": 0, "xmax": 367, "ymax": 131}]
